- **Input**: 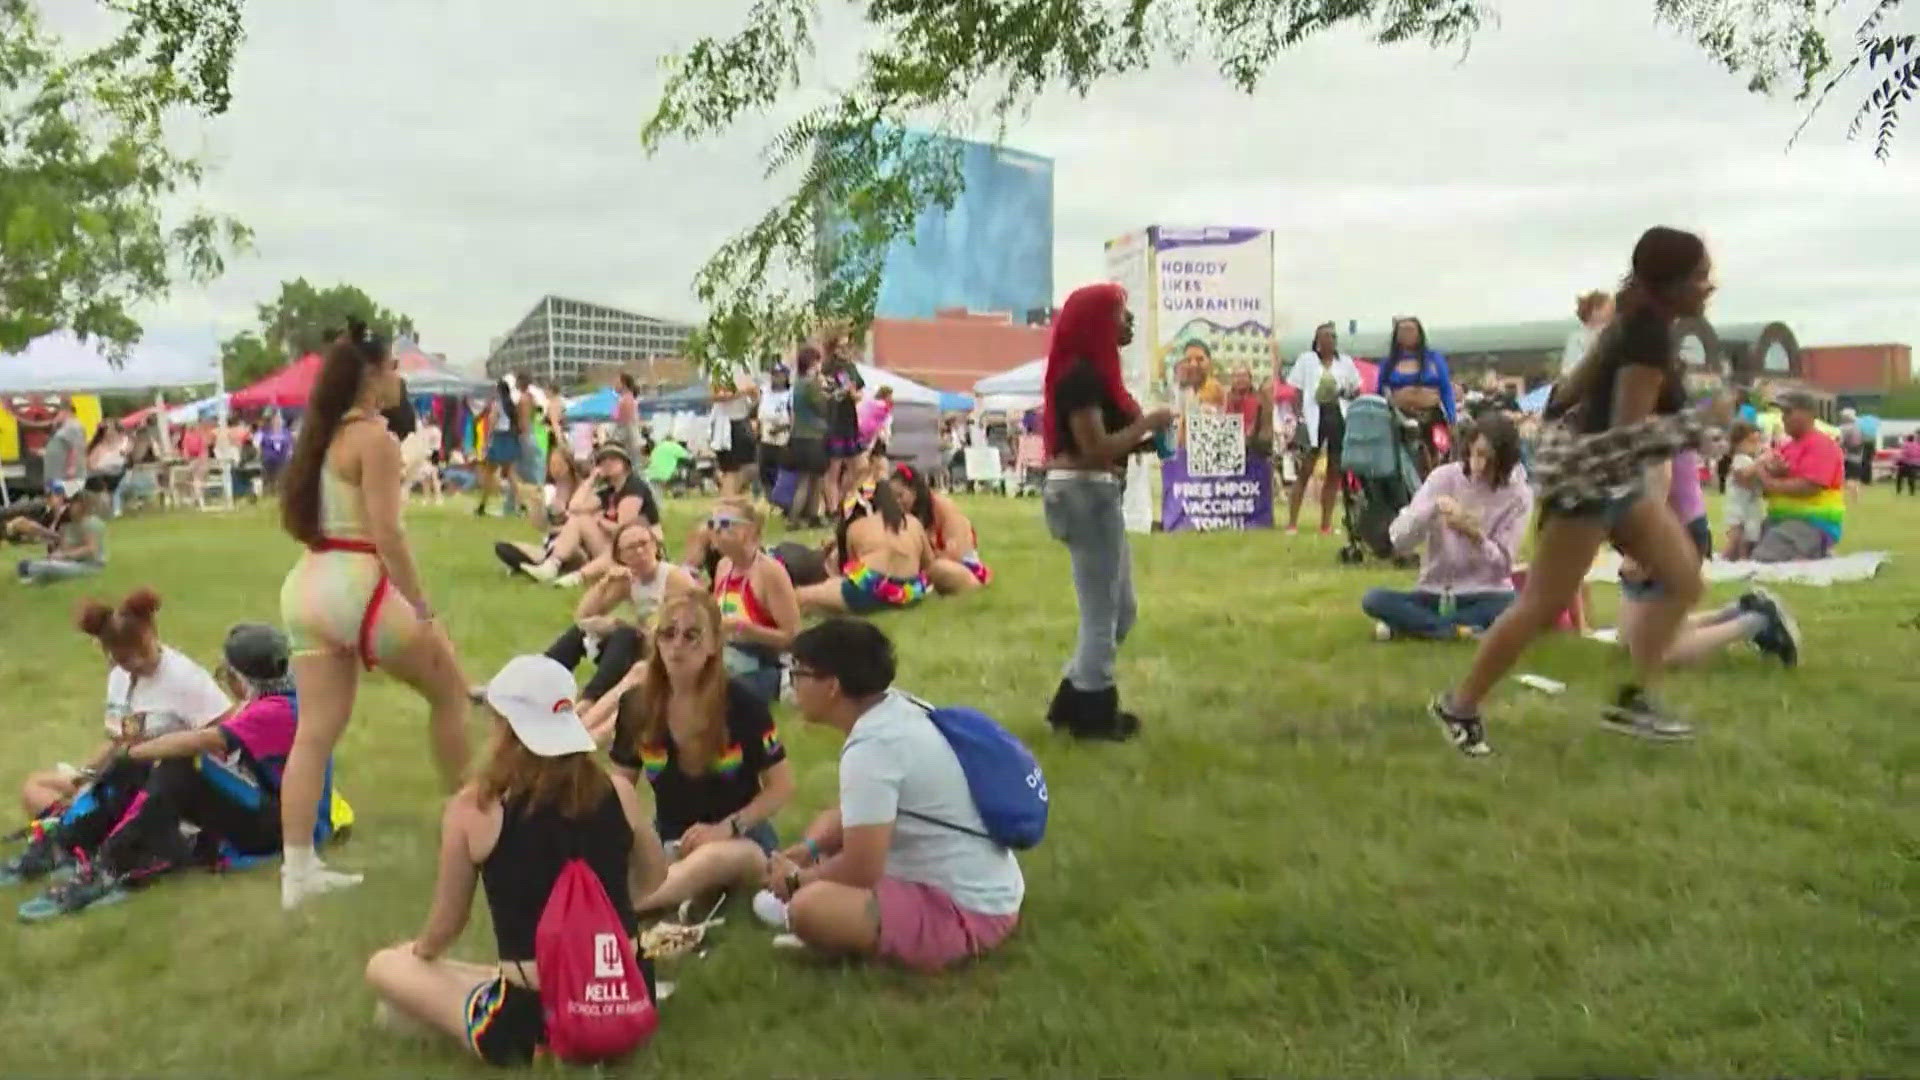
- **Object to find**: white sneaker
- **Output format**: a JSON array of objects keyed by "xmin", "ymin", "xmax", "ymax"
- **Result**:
[
  {"xmin": 281, "ymin": 862, "xmax": 365, "ymax": 910},
  {"xmin": 1373, "ymin": 621, "xmax": 1393, "ymax": 642},
  {"xmin": 553, "ymin": 571, "xmax": 582, "ymax": 588},
  {"xmin": 519, "ymin": 560, "xmax": 559, "ymax": 583},
  {"xmin": 751, "ymin": 888, "xmax": 789, "ymax": 930}
]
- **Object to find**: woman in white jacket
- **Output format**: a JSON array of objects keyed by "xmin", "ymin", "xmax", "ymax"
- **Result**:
[{"xmin": 1284, "ymin": 323, "xmax": 1363, "ymax": 534}]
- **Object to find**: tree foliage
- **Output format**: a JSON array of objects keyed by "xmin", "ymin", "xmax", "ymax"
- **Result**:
[
  {"xmin": 0, "ymin": 0, "xmax": 251, "ymax": 358},
  {"xmin": 647, "ymin": 0, "xmax": 1910, "ymax": 370},
  {"xmin": 1656, "ymin": 0, "xmax": 1916, "ymax": 159},
  {"xmin": 219, "ymin": 278, "xmax": 417, "ymax": 387}
]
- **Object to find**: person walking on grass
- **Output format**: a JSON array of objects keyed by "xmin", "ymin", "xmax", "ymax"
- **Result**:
[
  {"xmin": 277, "ymin": 320, "xmax": 474, "ymax": 908},
  {"xmin": 1040, "ymin": 283, "xmax": 1174, "ymax": 743},
  {"xmin": 1429, "ymin": 226, "xmax": 1728, "ymax": 755}
]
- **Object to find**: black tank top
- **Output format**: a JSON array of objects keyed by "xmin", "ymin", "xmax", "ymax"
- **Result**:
[{"xmin": 480, "ymin": 789, "xmax": 639, "ymax": 962}]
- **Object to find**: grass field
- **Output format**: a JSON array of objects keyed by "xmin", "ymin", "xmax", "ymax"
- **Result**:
[{"xmin": 0, "ymin": 487, "xmax": 1915, "ymax": 1077}]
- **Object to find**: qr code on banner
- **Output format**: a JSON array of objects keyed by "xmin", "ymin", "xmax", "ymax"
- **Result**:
[{"xmin": 1185, "ymin": 411, "xmax": 1246, "ymax": 478}]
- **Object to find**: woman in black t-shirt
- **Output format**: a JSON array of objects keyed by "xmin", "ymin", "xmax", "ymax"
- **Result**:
[
  {"xmin": 609, "ymin": 590, "xmax": 794, "ymax": 915},
  {"xmin": 1039, "ymin": 283, "xmax": 1174, "ymax": 743},
  {"xmin": 1431, "ymin": 226, "xmax": 1727, "ymax": 756}
]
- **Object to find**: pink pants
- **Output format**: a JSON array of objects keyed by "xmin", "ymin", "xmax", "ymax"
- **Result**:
[{"xmin": 873, "ymin": 877, "xmax": 1018, "ymax": 972}]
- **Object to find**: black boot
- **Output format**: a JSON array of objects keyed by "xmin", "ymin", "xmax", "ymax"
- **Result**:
[
  {"xmin": 1046, "ymin": 680, "xmax": 1074, "ymax": 731},
  {"xmin": 1069, "ymin": 685, "xmax": 1141, "ymax": 743}
]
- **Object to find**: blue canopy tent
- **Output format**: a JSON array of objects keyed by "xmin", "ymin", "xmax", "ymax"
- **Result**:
[
  {"xmin": 938, "ymin": 390, "xmax": 974, "ymax": 412},
  {"xmin": 565, "ymin": 387, "xmax": 617, "ymax": 422},
  {"xmin": 637, "ymin": 383, "xmax": 711, "ymax": 415}
]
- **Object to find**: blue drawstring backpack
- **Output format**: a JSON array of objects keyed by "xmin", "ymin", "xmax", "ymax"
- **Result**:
[{"xmin": 898, "ymin": 696, "xmax": 1048, "ymax": 850}]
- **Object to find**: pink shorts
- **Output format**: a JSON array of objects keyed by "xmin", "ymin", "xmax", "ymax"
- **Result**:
[{"xmin": 873, "ymin": 877, "xmax": 1018, "ymax": 972}]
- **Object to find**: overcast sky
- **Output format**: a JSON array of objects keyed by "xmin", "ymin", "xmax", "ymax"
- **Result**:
[{"xmin": 65, "ymin": 0, "xmax": 1920, "ymax": 367}]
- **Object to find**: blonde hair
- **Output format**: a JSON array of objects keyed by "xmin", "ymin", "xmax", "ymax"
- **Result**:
[
  {"xmin": 620, "ymin": 591, "xmax": 730, "ymax": 773},
  {"xmin": 714, "ymin": 495, "xmax": 764, "ymax": 532}
]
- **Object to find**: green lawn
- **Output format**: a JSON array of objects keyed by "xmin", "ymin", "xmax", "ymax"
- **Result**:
[{"xmin": 0, "ymin": 488, "xmax": 1915, "ymax": 1077}]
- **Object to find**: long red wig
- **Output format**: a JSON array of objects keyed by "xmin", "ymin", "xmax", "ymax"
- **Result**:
[{"xmin": 1042, "ymin": 283, "xmax": 1139, "ymax": 457}]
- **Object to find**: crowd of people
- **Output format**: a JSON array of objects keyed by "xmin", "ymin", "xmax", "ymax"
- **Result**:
[{"xmin": 0, "ymin": 226, "xmax": 1882, "ymax": 1067}]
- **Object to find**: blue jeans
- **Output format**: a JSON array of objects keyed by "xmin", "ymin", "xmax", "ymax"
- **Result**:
[
  {"xmin": 1042, "ymin": 473, "xmax": 1135, "ymax": 690},
  {"xmin": 18, "ymin": 558, "xmax": 101, "ymax": 584},
  {"xmin": 1362, "ymin": 588, "xmax": 1514, "ymax": 639}
]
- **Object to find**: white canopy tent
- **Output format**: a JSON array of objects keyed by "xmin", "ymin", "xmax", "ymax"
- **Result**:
[
  {"xmin": 853, "ymin": 363, "xmax": 942, "ymax": 406},
  {"xmin": 973, "ymin": 358, "xmax": 1044, "ymax": 397},
  {"xmin": 0, "ymin": 332, "xmax": 219, "ymax": 394}
]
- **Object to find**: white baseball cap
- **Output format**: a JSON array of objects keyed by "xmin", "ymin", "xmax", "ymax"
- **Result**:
[{"xmin": 484, "ymin": 655, "xmax": 596, "ymax": 758}]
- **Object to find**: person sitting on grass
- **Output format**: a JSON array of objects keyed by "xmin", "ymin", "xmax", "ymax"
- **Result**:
[
  {"xmin": 364, "ymin": 655, "xmax": 668, "ymax": 1069},
  {"xmin": 705, "ymin": 498, "xmax": 801, "ymax": 704},
  {"xmin": 517, "ymin": 443, "xmax": 662, "ymax": 585},
  {"xmin": 15, "ymin": 489, "xmax": 107, "ymax": 585},
  {"xmin": 14, "ymin": 587, "xmax": 229, "ymax": 821},
  {"xmin": 4, "ymin": 485, "xmax": 68, "ymax": 545},
  {"xmin": 492, "ymin": 452, "xmax": 598, "ymax": 584},
  {"xmin": 605, "ymin": 591, "xmax": 794, "ymax": 920},
  {"xmin": 11, "ymin": 624, "xmax": 307, "ymax": 920},
  {"xmin": 756, "ymin": 618, "xmax": 1023, "ymax": 972},
  {"xmin": 888, "ymin": 463, "xmax": 992, "ymax": 595},
  {"xmin": 547, "ymin": 523, "xmax": 700, "ymax": 740},
  {"xmin": 796, "ymin": 481, "xmax": 934, "ymax": 617},
  {"xmin": 1362, "ymin": 414, "xmax": 1531, "ymax": 641},
  {"xmin": 1752, "ymin": 390, "xmax": 1845, "ymax": 563}
]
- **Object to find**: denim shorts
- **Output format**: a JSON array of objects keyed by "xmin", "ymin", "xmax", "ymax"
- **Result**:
[{"xmin": 1619, "ymin": 516, "xmax": 1712, "ymax": 601}]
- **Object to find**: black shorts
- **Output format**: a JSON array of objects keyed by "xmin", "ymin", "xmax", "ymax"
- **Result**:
[
  {"xmin": 785, "ymin": 437, "xmax": 828, "ymax": 476},
  {"xmin": 716, "ymin": 421, "xmax": 756, "ymax": 472}
]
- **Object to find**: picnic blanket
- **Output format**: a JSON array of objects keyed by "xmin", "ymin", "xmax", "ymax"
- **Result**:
[{"xmin": 1584, "ymin": 551, "xmax": 1889, "ymax": 588}]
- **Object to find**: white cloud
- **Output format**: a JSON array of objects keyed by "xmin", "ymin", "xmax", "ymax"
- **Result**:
[{"xmin": 106, "ymin": 0, "xmax": 1916, "ymax": 366}]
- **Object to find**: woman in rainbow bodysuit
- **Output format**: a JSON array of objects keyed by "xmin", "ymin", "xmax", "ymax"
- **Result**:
[
  {"xmin": 797, "ymin": 480, "xmax": 935, "ymax": 618},
  {"xmin": 887, "ymin": 462, "xmax": 991, "ymax": 595},
  {"xmin": 276, "ymin": 320, "xmax": 474, "ymax": 910}
]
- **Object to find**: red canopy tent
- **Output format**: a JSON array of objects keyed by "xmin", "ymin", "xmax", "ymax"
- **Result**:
[{"xmin": 228, "ymin": 353, "xmax": 322, "ymax": 410}]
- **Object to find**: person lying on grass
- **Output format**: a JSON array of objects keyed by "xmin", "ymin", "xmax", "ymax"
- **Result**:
[
  {"xmin": 605, "ymin": 590, "xmax": 793, "ymax": 919},
  {"xmin": 16, "ymin": 587, "xmax": 229, "ymax": 820},
  {"xmin": 365, "ymin": 655, "xmax": 667, "ymax": 1069},
  {"xmin": 888, "ymin": 463, "xmax": 992, "ymax": 595},
  {"xmin": 755, "ymin": 618, "xmax": 1023, "ymax": 972},
  {"xmin": 796, "ymin": 481, "xmax": 935, "ymax": 617},
  {"xmin": 547, "ymin": 523, "xmax": 700, "ymax": 741},
  {"xmin": 9, "ymin": 624, "xmax": 300, "ymax": 920}
]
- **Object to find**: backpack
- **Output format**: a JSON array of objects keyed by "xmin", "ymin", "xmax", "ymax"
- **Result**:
[
  {"xmin": 1341, "ymin": 395, "xmax": 1401, "ymax": 480},
  {"xmin": 899, "ymin": 697, "xmax": 1048, "ymax": 850},
  {"xmin": 531, "ymin": 857, "xmax": 658, "ymax": 1064}
]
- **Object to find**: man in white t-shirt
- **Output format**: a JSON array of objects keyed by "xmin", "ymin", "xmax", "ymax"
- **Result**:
[{"xmin": 758, "ymin": 619, "xmax": 1022, "ymax": 971}]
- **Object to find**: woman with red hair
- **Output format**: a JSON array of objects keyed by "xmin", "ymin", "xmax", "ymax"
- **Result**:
[{"xmin": 1040, "ymin": 284, "xmax": 1172, "ymax": 742}]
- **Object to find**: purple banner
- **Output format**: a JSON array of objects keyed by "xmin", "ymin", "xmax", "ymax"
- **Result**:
[{"xmin": 1160, "ymin": 450, "xmax": 1274, "ymax": 532}]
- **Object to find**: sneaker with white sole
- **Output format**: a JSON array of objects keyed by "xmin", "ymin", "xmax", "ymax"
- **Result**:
[
  {"xmin": 554, "ymin": 571, "xmax": 583, "ymax": 588},
  {"xmin": 1599, "ymin": 687, "xmax": 1694, "ymax": 741},
  {"xmin": 751, "ymin": 888, "xmax": 790, "ymax": 931},
  {"xmin": 1428, "ymin": 695, "xmax": 1491, "ymax": 757},
  {"xmin": 1742, "ymin": 587, "xmax": 1800, "ymax": 668},
  {"xmin": 519, "ymin": 560, "xmax": 559, "ymax": 584},
  {"xmin": 1372, "ymin": 621, "xmax": 1393, "ymax": 642}
]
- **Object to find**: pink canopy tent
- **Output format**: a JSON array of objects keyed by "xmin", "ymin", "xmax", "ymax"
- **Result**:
[{"xmin": 228, "ymin": 353, "xmax": 322, "ymax": 410}]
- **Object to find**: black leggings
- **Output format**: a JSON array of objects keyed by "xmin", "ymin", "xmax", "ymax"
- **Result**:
[
  {"xmin": 545, "ymin": 623, "xmax": 644, "ymax": 702},
  {"xmin": 62, "ymin": 756, "xmax": 279, "ymax": 880}
]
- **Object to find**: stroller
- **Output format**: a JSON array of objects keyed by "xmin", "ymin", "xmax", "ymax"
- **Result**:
[{"xmin": 1336, "ymin": 394, "xmax": 1426, "ymax": 566}]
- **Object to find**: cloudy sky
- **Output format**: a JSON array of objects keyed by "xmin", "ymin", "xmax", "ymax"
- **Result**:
[{"xmin": 61, "ymin": 0, "xmax": 1920, "ymax": 368}]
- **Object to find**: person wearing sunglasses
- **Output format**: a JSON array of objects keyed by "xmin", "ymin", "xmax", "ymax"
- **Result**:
[
  {"xmin": 608, "ymin": 591, "xmax": 794, "ymax": 918},
  {"xmin": 546, "ymin": 522, "xmax": 700, "ymax": 742},
  {"xmin": 705, "ymin": 498, "xmax": 801, "ymax": 703}
]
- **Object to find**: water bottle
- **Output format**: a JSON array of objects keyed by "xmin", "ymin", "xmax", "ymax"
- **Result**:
[
  {"xmin": 1151, "ymin": 427, "xmax": 1176, "ymax": 461},
  {"xmin": 1439, "ymin": 588, "xmax": 1456, "ymax": 621}
]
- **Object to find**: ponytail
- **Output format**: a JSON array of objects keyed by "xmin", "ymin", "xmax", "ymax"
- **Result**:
[{"xmin": 280, "ymin": 319, "xmax": 388, "ymax": 546}]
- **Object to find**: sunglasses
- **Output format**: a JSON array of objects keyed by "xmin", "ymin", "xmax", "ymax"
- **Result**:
[{"xmin": 707, "ymin": 515, "xmax": 747, "ymax": 531}]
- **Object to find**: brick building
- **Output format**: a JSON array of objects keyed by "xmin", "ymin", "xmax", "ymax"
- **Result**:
[
  {"xmin": 1798, "ymin": 343, "xmax": 1912, "ymax": 395},
  {"xmin": 867, "ymin": 308, "xmax": 1050, "ymax": 393}
]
